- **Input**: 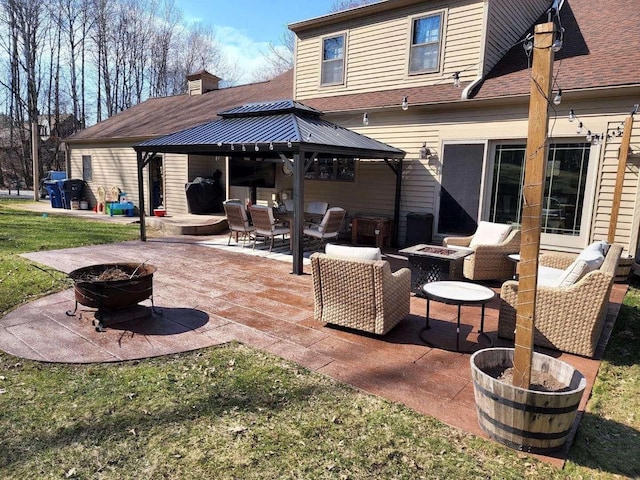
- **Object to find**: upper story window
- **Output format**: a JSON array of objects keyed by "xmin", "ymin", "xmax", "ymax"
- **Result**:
[
  {"xmin": 321, "ymin": 34, "xmax": 345, "ymax": 85},
  {"xmin": 409, "ymin": 13, "xmax": 443, "ymax": 74}
]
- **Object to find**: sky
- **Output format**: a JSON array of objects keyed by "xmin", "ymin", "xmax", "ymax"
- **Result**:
[{"xmin": 178, "ymin": 0, "xmax": 339, "ymax": 84}]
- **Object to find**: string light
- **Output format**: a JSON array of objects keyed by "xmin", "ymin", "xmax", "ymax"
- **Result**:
[
  {"xmin": 241, "ymin": 143, "xmax": 246, "ymax": 151},
  {"xmin": 230, "ymin": 143, "xmax": 235, "ymax": 151},
  {"xmin": 553, "ymin": 89, "xmax": 562, "ymax": 106},
  {"xmin": 586, "ymin": 130, "xmax": 592, "ymax": 142},
  {"xmin": 362, "ymin": 112, "xmax": 369, "ymax": 126},
  {"xmin": 269, "ymin": 142, "xmax": 274, "ymax": 150},
  {"xmin": 217, "ymin": 142, "xmax": 223, "ymax": 147},
  {"xmin": 568, "ymin": 109, "xmax": 575, "ymax": 122},
  {"xmin": 254, "ymin": 143, "xmax": 259, "ymax": 151},
  {"xmin": 287, "ymin": 139, "xmax": 292, "ymax": 148},
  {"xmin": 401, "ymin": 96, "xmax": 409, "ymax": 111}
]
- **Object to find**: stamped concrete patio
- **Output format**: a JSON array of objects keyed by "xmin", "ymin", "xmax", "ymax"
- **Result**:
[{"xmin": 0, "ymin": 235, "xmax": 627, "ymax": 467}]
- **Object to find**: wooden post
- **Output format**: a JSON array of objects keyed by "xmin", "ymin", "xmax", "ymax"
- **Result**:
[
  {"xmin": 31, "ymin": 121, "xmax": 39, "ymax": 201},
  {"xmin": 607, "ymin": 116, "xmax": 634, "ymax": 243},
  {"xmin": 513, "ymin": 22, "xmax": 555, "ymax": 389}
]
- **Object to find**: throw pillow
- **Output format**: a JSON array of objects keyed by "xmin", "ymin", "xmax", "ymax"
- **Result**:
[
  {"xmin": 469, "ymin": 221, "xmax": 512, "ymax": 248},
  {"xmin": 325, "ymin": 243, "xmax": 382, "ymax": 261},
  {"xmin": 555, "ymin": 259, "xmax": 591, "ymax": 287}
]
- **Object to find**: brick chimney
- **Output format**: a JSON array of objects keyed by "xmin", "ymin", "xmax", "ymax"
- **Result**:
[{"xmin": 187, "ymin": 70, "xmax": 221, "ymax": 96}]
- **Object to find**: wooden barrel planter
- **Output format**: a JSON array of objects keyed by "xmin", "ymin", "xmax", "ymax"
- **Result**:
[
  {"xmin": 470, "ymin": 348, "xmax": 586, "ymax": 453},
  {"xmin": 615, "ymin": 254, "xmax": 634, "ymax": 283}
]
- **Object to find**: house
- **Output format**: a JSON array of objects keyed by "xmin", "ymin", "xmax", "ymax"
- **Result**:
[
  {"xmin": 65, "ymin": 0, "xmax": 640, "ymax": 257},
  {"xmin": 288, "ymin": 0, "xmax": 640, "ymax": 254},
  {"xmin": 64, "ymin": 70, "xmax": 294, "ymax": 212}
]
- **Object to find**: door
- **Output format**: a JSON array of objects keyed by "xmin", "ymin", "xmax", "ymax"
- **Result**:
[
  {"xmin": 437, "ymin": 143, "xmax": 486, "ymax": 235},
  {"xmin": 149, "ymin": 156, "xmax": 163, "ymax": 210}
]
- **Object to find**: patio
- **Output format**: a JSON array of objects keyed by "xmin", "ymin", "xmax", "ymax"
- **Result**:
[{"xmin": 0, "ymin": 233, "xmax": 627, "ymax": 467}]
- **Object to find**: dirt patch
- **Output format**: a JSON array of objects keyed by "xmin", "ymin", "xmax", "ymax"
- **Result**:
[{"xmin": 483, "ymin": 366, "xmax": 570, "ymax": 392}]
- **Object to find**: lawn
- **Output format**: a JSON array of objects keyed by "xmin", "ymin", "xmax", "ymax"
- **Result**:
[{"xmin": 1, "ymin": 199, "xmax": 638, "ymax": 478}]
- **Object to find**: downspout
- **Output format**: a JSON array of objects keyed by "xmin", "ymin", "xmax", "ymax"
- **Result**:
[{"xmin": 461, "ymin": 0, "xmax": 490, "ymax": 100}]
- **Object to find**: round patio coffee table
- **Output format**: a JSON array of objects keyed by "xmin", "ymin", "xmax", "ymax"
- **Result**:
[{"xmin": 421, "ymin": 281, "xmax": 495, "ymax": 352}]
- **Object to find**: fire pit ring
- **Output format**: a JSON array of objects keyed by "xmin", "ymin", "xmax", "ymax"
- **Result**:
[{"xmin": 66, "ymin": 262, "xmax": 158, "ymax": 331}]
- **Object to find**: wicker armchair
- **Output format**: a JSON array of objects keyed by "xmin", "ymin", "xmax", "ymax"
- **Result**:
[
  {"xmin": 444, "ymin": 226, "xmax": 521, "ymax": 281},
  {"xmin": 497, "ymin": 244, "xmax": 622, "ymax": 357},
  {"xmin": 310, "ymin": 251, "xmax": 411, "ymax": 335}
]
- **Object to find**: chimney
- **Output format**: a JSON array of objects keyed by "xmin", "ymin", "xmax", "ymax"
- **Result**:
[{"xmin": 187, "ymin": 70, "xmax": 221, "ymax": 96}]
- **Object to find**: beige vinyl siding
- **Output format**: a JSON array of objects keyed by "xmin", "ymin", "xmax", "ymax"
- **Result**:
[
  {"xmin": 294, "ymin": 0, "xmax": 485, "ymax": 100},
  {"xmin": 68, "ymin": 143, "xmax": 145, "ymax": 212},
  {"xmin": 323, "ymin": 95, "xmax": 640, "ymax": 251},
  {"xmin": 68, "ymin": 145, "xmax": 192, "ymax": 216},
  {"xmin": 591, "ymin": 119, "xmax": 640, "ymax": 255},
  {"xmin": 484, "ymin": 0, "xmax": 548, "ymax": 73},
  {"xmin": 162, "ymin": 153, "xmax": 189, "ymax": 214}
]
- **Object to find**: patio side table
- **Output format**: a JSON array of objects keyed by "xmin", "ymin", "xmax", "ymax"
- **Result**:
[{"xmin": 421, "ymin": 281, "xmax": 495, "ymax": 352}]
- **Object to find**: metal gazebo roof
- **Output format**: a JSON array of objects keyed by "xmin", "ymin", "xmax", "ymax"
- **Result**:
[
  {"xmin": 134, "ymin": 99, "xmax": 406, "ymax": 275},
  {"xmin": 135, "ymin": 100, "xmax": 404, "ymax": 159}
]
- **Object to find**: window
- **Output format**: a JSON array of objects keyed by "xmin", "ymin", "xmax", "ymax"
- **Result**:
[
  {"xmin": 82, "ymin": 155, "xmax": 92, "ymax": 182},
  {"xmin": 321, "ymin": 34, "xmax": 345, "ymax": 85},
  {"xmin": 489, "ymin": 143, "xmax": 591, "ymax": 236},
  {"xmin": 409, "ymin": 13, "xmax": 443, "ymax": 74}
]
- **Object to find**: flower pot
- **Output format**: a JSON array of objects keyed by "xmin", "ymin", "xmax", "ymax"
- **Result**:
[
  {"xmin": 615, "ymin": 254, "xmax": 634, "ymax": 283},
  {"xmin": 153, "ymin": 209, "xmax": 166, "ymax": 217},
  {"xmin": 470, "ymin": 348, "xmax": 586, "ymax": 453}
]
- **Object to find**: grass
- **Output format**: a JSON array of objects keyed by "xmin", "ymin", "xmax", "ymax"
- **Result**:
[
  {"xmin": 0, "ymin": 201, "xmax": 140, "ymax": 316},
  {"xmin": 1, "ymin": 199, "xmax": 639, "ymax": 478}
]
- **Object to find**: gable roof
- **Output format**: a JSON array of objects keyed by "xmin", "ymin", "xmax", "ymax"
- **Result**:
[
  {"xmin": 66, "ymin": 70, "xmax": 294, "ymax": 143},
  {"xmin": 301, "ymin": 0, "xmax": 640, "ymax": 112}
]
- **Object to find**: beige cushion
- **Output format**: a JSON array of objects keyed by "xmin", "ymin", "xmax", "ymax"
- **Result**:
[
  {"xmin": 469, "ymin": 221, "xmax": 512, "ymax": 248},
  {"xmin": 325, "ymin": 243, "xmax": 382, "ymax": 261},
  {"xmin": 554, "ymin": 250, "xmax": 604, "ymax": 287}
]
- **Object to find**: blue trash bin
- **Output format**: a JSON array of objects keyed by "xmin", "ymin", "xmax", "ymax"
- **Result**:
[
  {"xmin": 45, "ymin": 181, "xmax": 63, "ymax": 208},
  {"xmin": 60, "ymin": 179, "xmax": 86, "ymax": 209}
]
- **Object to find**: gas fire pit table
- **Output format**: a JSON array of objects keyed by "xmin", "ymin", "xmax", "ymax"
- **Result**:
[{"xmin": 399, "ymin": 244, "xmax": 473, "ymax": 296}]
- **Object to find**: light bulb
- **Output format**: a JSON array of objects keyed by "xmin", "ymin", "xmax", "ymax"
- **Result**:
[
  {"xmin": 401, "ymin": 96, "xmax": 409, "ymax": 111},
  {"xmin": 217, "ymin": 142, "xmax": 223, "ymax": 147},
  {"xmin": 287, "ymin": 139, "xmax": 292, "ymax": 148},
  {"xmin": 269, "ymin": 142, "xmax": 274, "ymax": 150},
  {"xmin": 553, "ymin": 89, "xmax": 562, "ymax": 106},
  {"xmin": 230, "ymin": 144, "xmax": 235, "ymax": 151},
  {"xmin": 362, "ymin": 112, "xmax": 369, "ymax": 126},
  {"xmin": 254, "ymin": 143, "xmax": 259, "ymax": 152},
  {"xmin": 586, "ymin": 130, "xmax": 592, "ymax": 142},
  {"xmin": 552, "ymin": 38, "xmax": 563, "ymax": 52},
  {"xmin": 452, "ymin": 72, "xmax": 461, "ymax": 88},
  {"xmin": 577, "ymin": 122, "xmax": 584, "ymax": 135},
  {"xmin": 568, "ymin": 109, "xmax": 575, "ymax": 122},
  {"xmin": 523, "ymin": 40, "xmax": 533, "ymax": 53},
  {"xmin": 241, "ymin": 144, "xmax": 246, "ymax": 151}
]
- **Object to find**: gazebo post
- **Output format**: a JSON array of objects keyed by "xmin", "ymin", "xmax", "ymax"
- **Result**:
[
  {"xmin": 292, "ymin": 151, "xmax": 305, "ymax": 275},
  {"xmin": 137, "ymin": 150, "xmax": 147, "ymax": 242}
]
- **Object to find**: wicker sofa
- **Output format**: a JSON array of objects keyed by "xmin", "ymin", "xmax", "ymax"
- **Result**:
[
  {"xmin": 444, "ymin": 222, "xmax": 521, "ymax": 281},
  {"xmin": 310, "ymin": 245, "xmax": 411, "ymax": 335},
  {"xmin": 497, "ymin": 243, "xmax": 622, "ymax": 357}
]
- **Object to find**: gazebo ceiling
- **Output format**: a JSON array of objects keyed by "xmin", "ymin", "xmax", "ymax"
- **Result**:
[{"xmin": 134, "ymin": 99, "xmax": 405, "ymax": 159}]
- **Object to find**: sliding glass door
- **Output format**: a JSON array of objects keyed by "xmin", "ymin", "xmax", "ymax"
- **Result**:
[{"xmin": 488, "ymin": 142, "xmax": 595, "ymax": 248}]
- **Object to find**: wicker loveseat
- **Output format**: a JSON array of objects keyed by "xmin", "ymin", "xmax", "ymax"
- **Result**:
[
  {"xmin": 497, "ymin": 243, "xmax": 622, "ymax": 357},
  {"xmin": 444, "ymin": 222, "xmax": 521, "ymax": 281},
  {"xmin": 310, "ymin": 244, "xmax": 411, "ymax": 335}
]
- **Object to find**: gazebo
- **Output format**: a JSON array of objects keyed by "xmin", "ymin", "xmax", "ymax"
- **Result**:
[{"xmin": 134, "ymin": 100, "xmax": 406, "ymax": 274}]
